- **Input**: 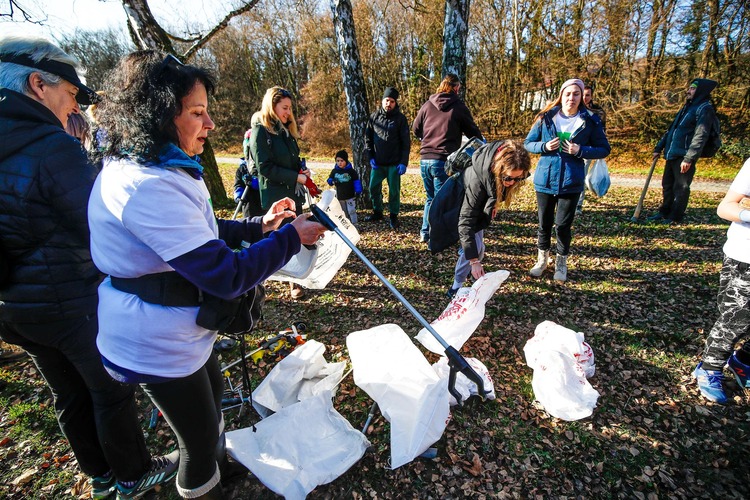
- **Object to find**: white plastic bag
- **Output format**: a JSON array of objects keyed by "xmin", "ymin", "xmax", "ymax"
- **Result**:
[
  {"xmin": 252, "ymin": 340, "xmax": 346, "ymax": 419},
  {"xmin": 415, "ymin": 270, "xmax": 509, "ymax": 354},
  {"xmin": 269, "ymin": 190, "xmax": 359, "ymax": 289},
  {"xmin": 431, "ymin": 356, "xmax": 496, "ymax": 406},
  {"xmin": 585, "ymin": 158, "xmax": 611, "ymax": 197},
  {"xmin": 226, "ymin": 391, "xmax": 369, "ymax": 500},
  {"xmin": 523, "ymin": 321, "xmax": 599, "ymax": 421},
  {"xmin": 347, "ymin": 324, "xmax": 450, "ymax": 469}
]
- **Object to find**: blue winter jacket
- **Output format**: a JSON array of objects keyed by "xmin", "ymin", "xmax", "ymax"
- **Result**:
[
  {"xmin": 524, "ymin": 106, "xmax": 610, "ymax": 195},
  {"xmin": 654, "ymin": 78, "xmax": 717, "ymax": 164}
]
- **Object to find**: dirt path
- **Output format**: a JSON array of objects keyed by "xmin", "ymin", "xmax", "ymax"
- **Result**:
[{"xmin": 218, "ymin": 157, "xmax": 732, "ymax": 193}]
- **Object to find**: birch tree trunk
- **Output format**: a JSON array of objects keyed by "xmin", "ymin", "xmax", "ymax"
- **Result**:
[
  {"xmin": 442, "ymin": 0, "xmax": 470, "ymax": 95},
  {"xmin": 329, "ymin": 0, "xmax": 372, "ymax": 207}
]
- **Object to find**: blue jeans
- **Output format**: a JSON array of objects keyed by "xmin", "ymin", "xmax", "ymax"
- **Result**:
[
  {"xmin": 453, "ymin": 231, "xmax": 485, "ymax": 288},
  {"xmin": 420, "ymin": 159, "xmax": 448, "ymax": 238},
  {"xmin": 0, "ymin": 315, "xmax": 150, "ymax": 481}
]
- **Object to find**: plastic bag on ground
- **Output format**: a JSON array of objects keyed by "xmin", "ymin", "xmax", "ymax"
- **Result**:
[
  {"xmin": 585, "ymin": 158, "xmax": 611, "ymax": 197},
  {"xmin": 252, "ymin": 340, "xmax": 346, "ymax": 419},
  {"xmin": 347, "ymin": 324, "xmax": 450, "ymax": 469},
  {"xmin": 523, "ymin": 321, "xmax": 599, "ymax": 421},
  {"xmin": 416, "ymin": 270, "xmax": 510, "ymax": 355},
  {"xmin": 269, "ymin": 190, "xmax": 359, "ymax": 289},
  {"xmin": 432, "ymin": 356, "xmax": 496, "ymax": 406},
  {"xmin": 226, "ymin": 390, "xmax": 369, "ymax": 500}
]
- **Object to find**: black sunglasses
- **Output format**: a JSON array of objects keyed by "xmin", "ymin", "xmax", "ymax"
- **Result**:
[
  {"xmin": 278, "ymin": 88, "xmax": 292, "ymax": 98},
  {"xmin": 502, "ymin": 174, "xmax": 530, "ymax": 183}
]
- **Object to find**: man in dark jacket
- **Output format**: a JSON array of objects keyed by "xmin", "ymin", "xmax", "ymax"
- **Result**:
[
  {"xmin": 364, "ymin": 87, "xmax": 411, "ymax": 229},
  {"xmin": 0, "ymin": 36, "xmax": 173, "ymax": 496},
  {"xmin": 412, "ymin": 74, "xmax": 482, "ymax": 243},
  {"xmin": 649, "ymin": 78, "xmax": 718, "ymax": 224}
]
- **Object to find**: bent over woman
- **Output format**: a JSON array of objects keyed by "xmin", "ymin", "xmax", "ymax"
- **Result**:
[
  {"xmin": 524, "ymin": 78, "xmax": 610, "ymax": 282},
  {"xmin": 88, "ymin": 51, "xmax": 325, "ymax": 499},
  {"xmin": 447, "ymin": 140, "xmax": 531, "ymax": 297}
]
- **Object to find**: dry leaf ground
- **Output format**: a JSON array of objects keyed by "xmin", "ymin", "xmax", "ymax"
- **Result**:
[{"xmin": 2, "ymin": 171, "xmax": 748, "ymax": 499}]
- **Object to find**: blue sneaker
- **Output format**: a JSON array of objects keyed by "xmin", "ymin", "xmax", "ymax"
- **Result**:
[
  {"xmin": 693, "ymin": 362, "xmax": 727, "ymax": 404},
  {"xmin": 90, "ymin": 472, "xmax": 116, "ymax": 498},
  {"xmin": 116, "ymin": 451, "xmax": 179, "ymax": 499},
  {"xmin": 727, "ymin": 352, "xmax": 750, "ymax": 389}
]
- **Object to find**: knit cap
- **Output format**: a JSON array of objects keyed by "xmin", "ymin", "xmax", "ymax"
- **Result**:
[
  {"xmin": 383, "ymin": 87, "xmax": 399, "ymax": 100},
  {"xmin": 335, "ymin": 150, "xmax": 348, "ymax": 162},
  {"xmin": 559, "ymin": 78, "xmax": 585, "ymax": 96}
]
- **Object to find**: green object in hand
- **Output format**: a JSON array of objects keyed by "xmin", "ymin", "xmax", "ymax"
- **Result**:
[{"xmin": 557, "ymin": 131, "xmax": 571, "ymax": 151}]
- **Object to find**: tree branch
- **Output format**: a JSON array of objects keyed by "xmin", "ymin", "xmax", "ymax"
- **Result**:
[
  {"xmin": 181, "ymin": 0, "xmax": 261, "ymax": 60},
  {"xmin": 1, "ymin": 0, "xmax": 47, "ymax": 24}
]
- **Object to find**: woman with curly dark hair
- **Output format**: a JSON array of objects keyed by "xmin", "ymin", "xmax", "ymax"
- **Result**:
[{"xmin": 88, "ymin": 51, "xmax": 325, "ymax": 499}]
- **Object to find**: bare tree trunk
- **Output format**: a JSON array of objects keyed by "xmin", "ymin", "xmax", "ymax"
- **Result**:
[
  {"xmin": 442, "ymin": 0, "xmax": 471, "ymax": 95},
  {"xmin": 119, "ymin": 0, "xmax": 258, "ymax": 206},
  {"xmin": 329, "ymin": 0, "xmax": 372, "ymax": 208}
]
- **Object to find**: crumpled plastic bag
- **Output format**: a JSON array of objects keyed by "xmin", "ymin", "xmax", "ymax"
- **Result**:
[
  {"xmin": 347, "ymin": 324, "xmax": 450, "ymax": 469},
  {"xmin": 432, "ymin": 356, "xmax": 496, "ymax": 406},
  {"xmin": 269, "ymin": 190, "xmax": 359, "ymax": 289},
  {"xmin": 416, "ymin": 270, "xmax": 509, "ymax": 354},
  {"xmin": 226, "ymin": 390, "xmax": 369, "ymax": 500},
  {"xmin": 585, "ymin": 158, "xmax": 611, "ymax": 197},
  {"xmin": 523, "ymin": 321, "xmax": 599, "ymax": 421},
  {"xmin": 252, "ymin": 340, "xmax": 346, "ymax": 419}
]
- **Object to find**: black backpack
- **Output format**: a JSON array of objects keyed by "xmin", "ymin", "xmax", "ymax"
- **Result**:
[
  {"xmin": 444, "ymin": 137, "xmax": 485, "ymax": 176},
  {"xmin": 427, "ymin": 173, "xmax": 466, "ymax": 254},
  {"xmin": 697, "ymin": 102, "xmax": 721, "ymax": 158}
]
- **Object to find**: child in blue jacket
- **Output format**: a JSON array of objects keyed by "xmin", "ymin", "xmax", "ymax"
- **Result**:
[{"xmin": 327, "ymin": 150, "xmax": 362, "ymax": 224}]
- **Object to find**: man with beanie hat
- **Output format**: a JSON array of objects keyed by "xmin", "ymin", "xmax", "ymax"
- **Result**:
[
  {"xmin": 649, "ymin": 78, "xmax": 719, "ymax": 224},
  {"xmin": 0, "ymin": 36, "xmax": 175, "ymax": 497},
  {"xmin": 364, "ymin": 86, "xmax": 411, "ymax": 229}
]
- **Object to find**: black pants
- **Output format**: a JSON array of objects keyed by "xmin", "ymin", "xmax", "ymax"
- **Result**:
[
  {"xmin": 535, "ymin": 191, "xmax": 579, "ymax": 256},
  {"xmin": 0, "ymin": 315, "xmax": 150, "ymax": 481},
  {"xmin": 658, "ymin": 157, "xmax": 695, "ymax": 222},
  {"xmin": 143, "ymin": 352, "xmax": 224, "ymax": 492}
]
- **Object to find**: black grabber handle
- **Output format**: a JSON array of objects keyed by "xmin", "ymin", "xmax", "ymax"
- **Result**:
[{"xmin": 309, "ymin": 204, "xmax": 489, "ymax": 405}]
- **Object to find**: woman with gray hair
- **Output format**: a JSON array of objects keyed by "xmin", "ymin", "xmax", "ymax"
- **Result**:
[{"xmin": 0, "ymin": 36, "xmax": 174, "ymax": 499}]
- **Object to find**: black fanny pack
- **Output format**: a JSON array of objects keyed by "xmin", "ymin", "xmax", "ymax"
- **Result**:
[{"xmin": 110, "ymin": 272, "xmax": 264, "ymax": 336}]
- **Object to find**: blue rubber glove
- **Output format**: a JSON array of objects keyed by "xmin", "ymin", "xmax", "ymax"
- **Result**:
[
  {"xmin": 250, "ymin": 176, "xmax": 259, "ymax": 190},
  {"xmin": 397, "ymin": 164, "xmax": 407, "ymax": 175},
  {"xmin": 233, "ymin": 187, "xmax": 243, "ymax": 203},
  {"xmin": 327, "ymin": 178, "xmax": 335, "ymax": 186},
  {"xmin": 353, "ymin": 179, "xmax": 363, "ymax": 194},
  {"xmin": 370, "ymin": 159, "xmax": 378, "ymax": 170}
]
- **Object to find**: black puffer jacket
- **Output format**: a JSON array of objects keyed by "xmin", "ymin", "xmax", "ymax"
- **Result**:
[
  {"xmin": 0, "ymin": 89, "xmax": 100, "ymax": 323},
  {"xmin": 458, "ymin": 141, "xmax": 504, "ymax": 261}
]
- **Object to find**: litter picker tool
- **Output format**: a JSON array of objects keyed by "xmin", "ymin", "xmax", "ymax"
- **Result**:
[
  {"xmin": 631, "ymin": 156, "xmax": 660, "ymax": 222},
  {"xmin": 309, "ymin": 204, "xmax": 489, "ymax": 405}
]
